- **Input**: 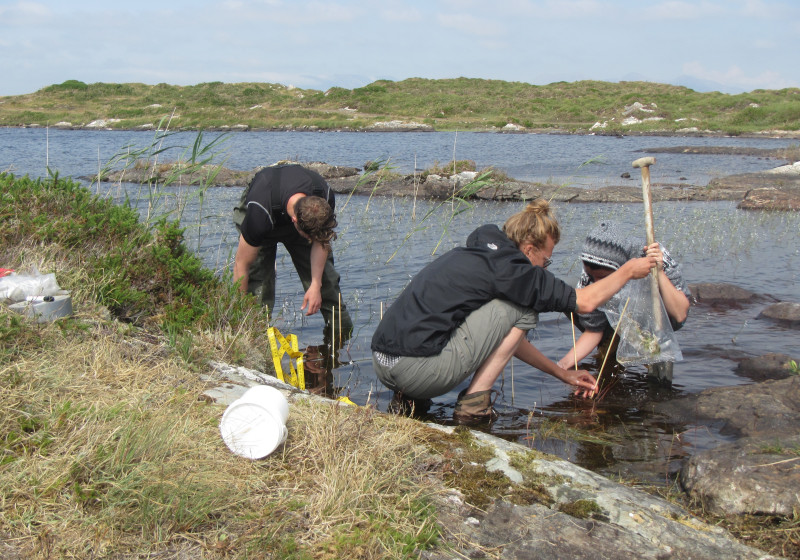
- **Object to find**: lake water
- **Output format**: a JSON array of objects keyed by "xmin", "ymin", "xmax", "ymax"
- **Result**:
[{"xmin": 2, "ymin": 127, "xmax": 799, "ymax": 483}]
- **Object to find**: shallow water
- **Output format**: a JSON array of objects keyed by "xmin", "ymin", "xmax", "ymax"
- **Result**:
[
  {"xmin": 4, "ymin": 128, "xmax": 799, "ymax": 483},
  {"xmin": 2, "ymin": 127, "xmax": 796, "ymax": 187},
  {"xmin": 100, "ymin": 186, "xmax": 799, "ymax": 483}
]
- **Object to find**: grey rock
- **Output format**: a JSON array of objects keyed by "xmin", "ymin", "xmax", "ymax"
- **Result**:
[
  {"xmin": 652, "ymin": 376, "xmax": 800, "ymax": 439},
  {"xmin": 689, "ymin": 282, "xmax": 757, "ymax": 304},
  {"xmin": 758, "ymin": 301, "xmax": 800, "ymax": 328},
  {"xmin": 207, "ymin": 362, "xmax": 779, "ymax": 560},
  {"xmin": 301, "ymin": 161, "xmax": 361, "ymax": 179},
  {"xmin": 680, "ymin": 434, "xmax": 800, "ymax": 516},
  {"xmin": 735, "ymin": 353, "xmax": 796, "ymax": 381},
  {"xmin": 425, "ymin": 425, "xmax": 777, "ymax": 560}
]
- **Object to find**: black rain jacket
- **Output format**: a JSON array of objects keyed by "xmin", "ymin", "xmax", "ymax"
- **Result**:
[{"xmin": 371, "ymin": 224, "xmax": 577, "ymax": 357}]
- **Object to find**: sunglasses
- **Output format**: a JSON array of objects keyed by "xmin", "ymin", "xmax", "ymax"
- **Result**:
[{"xmin": 542, "ymin": 257, "xmax": 553, "ymax": 269}]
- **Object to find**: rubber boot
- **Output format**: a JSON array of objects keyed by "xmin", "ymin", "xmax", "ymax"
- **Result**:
[
  {"xmin": 453, "ymin": 389, "xmax": 498, "ymax": 423},
  {"xmin": 647, "ymin": 361, "xmax": 673, "ymax": 385},
  {"xmin": 387, "ymin": 391, "xmax": 432, "ymax": 417}
]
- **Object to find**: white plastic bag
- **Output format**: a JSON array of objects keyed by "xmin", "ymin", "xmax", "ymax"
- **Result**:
[
  {"xmin": 601, "ymin": 277, "xmax": 683, "ymax": 366},
  {"xmin": 0, "ymin": 268, "xmax": 62, "ymax": 303}
]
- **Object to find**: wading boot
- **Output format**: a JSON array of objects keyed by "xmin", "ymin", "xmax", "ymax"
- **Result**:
[
  {"xmin": 388, "ymin": 391, "xmax": 432, "ymax": 417},
  {"xmin": 453, "ymin": 389, "xmax": 498, "ymax": 424}
]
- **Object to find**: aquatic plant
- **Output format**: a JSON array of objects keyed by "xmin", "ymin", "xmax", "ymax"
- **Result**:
[
  {"xmin": 94, "ymin": 113, "xmax": 230, "ymax": 236},
  {"xmin": 385, "ymin": 169, "xmax": 494, "ymax": 262}
]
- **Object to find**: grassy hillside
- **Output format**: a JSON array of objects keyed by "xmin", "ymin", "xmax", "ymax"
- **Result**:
[
  {"xmin": 1, "ymin": 77, "xmax": 799, "ymax": 135},
  {"xmin": 0, "ymin": 172, "xmax": 444, "ymax": 558}
]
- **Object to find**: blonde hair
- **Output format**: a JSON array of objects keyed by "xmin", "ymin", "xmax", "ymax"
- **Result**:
[{"xmin": 502, "ymin": 198, "xmax": 561, "ymax": 249}]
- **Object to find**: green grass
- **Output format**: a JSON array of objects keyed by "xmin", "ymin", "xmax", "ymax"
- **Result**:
[
  {"xmin": 0, "ymin": 170, "xmax": 275, "ymax": 376},
  {"xmin": 2, "ymin": 78, "xmax": 799, "ymax": 134},
  {"xmin": 0, "ymin": 171, "xmax": 444, "ymax": 558}
]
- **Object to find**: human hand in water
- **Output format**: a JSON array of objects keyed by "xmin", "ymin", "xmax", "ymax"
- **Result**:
[{"xmin": 561, "ymin": 368, "xmax": 598, "ymax": 399}]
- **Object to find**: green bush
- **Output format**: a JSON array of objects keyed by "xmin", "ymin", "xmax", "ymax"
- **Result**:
[
  {"xmin": 0, "ymin": 172, "xmax": 263, "ymax": 339},
  {"xmin": 41, "ymin": 80, "xmax": 88, "ymax": 93}
]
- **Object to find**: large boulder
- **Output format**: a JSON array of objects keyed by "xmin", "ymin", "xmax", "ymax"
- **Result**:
[
  {"xmin": 688, "ymin": 282, "xmax": 757, "ymax": 305},
  {"xmin": 758, "ymin": 301, "xmax": 800, "ymax": 328},
  {"xmin": 680, "ymin": 434, "xmax": 800, "ymax": 516},
  {"xmin": 655, "ymin": 376, "xmax": 800, "ymax": 518},
  {"xmin": 652, "ymin": 376, "xmax": 800, "ymax": 439},
  {"xmin": 735, "ymin": 353, "xmax": 797, "ymax": 381}
]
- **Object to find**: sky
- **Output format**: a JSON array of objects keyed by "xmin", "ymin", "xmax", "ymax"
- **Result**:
[{"xmin": 1, "ymin": 0, "xmax": 799, "ymax": 97}]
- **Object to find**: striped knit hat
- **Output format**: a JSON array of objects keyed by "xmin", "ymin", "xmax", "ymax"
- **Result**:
[{"xmin": 580, "ymin": 221, "xmax": 635, "ymax": 270}]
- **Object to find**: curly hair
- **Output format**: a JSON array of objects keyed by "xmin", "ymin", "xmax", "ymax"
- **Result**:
[
  {"xmin": 294, "ymin": 195, "xmax": 338, "ymax": 249},
  {"xmin": 502, "ymin": 198, "xmax": 561, "ymax": 249}
]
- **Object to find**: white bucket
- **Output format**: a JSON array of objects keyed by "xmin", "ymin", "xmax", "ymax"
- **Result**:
[{"xmin": 220, "ymin": 385, "xmax": 289, "ymax": 459}]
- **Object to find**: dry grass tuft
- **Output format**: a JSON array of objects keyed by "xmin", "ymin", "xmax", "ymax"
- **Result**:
[{"xmin": 1, "ymin": 321, "xmax": 440, "ymax": 558}]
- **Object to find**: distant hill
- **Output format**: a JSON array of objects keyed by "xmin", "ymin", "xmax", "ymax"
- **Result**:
[{"xmin": 1, "ymin": 78, "xmax": 798, "ymax": 136}]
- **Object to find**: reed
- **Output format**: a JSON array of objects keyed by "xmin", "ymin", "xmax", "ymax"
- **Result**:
[
  {"xmin": 385, "ymin": 169, "xmax": 493, "ymax": 263},
  {"xmin": 594, "ymin": 298, "xmax": 630, "ymax": 397}
]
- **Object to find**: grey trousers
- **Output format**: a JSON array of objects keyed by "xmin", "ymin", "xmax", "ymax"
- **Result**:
[
  {"xmin": 233, "ymin": 201, "xmax": 353, "ymax": 338},
  {"xmin": 373, "ymin": 299, "xmax": 539, "ymax": 399}
]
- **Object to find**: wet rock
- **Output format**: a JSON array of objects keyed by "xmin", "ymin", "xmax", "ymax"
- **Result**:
[
  {"xmin": 680, "ymin": 434, "xmax": 800, "ymax": 516},
  {"xmin": 758, "ymin": 301, "xmax": 800, "ymax": 328},
  {"xmin": 735, "ymin": 353, "xmax": 797, "ymax": 381},
  {"xmin": 654, "ymin": 376, "xmax": 800, "ymax": 520},
  {"xmin": 739, "ymin": 186, "xmax": 800, "ymax": 210},
  {"xmin": 652, "ymin": 377, "xmax": 800, "ymax": 439},
  {"xmin": 706, "ymin": 170, "xmax": 800, "ymax": 211},
  {"xmin": 689, "ymin": 282, "xmax": 757, "ymax": 304},
  {"xmin": 300, "ymin": 161, "xmax": 360, "ymax": 179}
]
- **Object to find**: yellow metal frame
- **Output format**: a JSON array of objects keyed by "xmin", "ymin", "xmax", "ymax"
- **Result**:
[{"xmin": 267, "ymin": 327, "xmax": 305, "ymax": 390}]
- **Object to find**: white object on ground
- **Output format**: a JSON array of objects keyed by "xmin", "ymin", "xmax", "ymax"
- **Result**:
[{"xmin": 219, "ymin": 385, "xmax": 289, "ymax": 459}]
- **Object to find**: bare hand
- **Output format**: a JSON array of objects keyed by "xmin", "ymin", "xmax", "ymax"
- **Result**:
[
  {"xmin": 645, "ymin": 242, "xmax": 664, "ymax": 270},
  {"xmin": 563, "ymin": 369, "xmax": 598, "ymax": 399},
  {"xmin": 301, "ymin": 288, "xmax": 322, "ymax": 316},
  {"xmin": 625, "ymin": 256, "xmax": 656, "ymax": 279}
]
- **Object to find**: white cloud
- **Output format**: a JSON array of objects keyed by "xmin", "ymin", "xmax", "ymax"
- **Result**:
[
  {"xmin": 740, "ymin": 0, "xmax": 777, "ymax": 18},
  {"xmin": 753, "ymin": 39, "xmax": 777, "ymax": 49},
  {"xmin": 536, "ymin": 0, "xmax": 602, "ymax": 18},
  {"xmin": 0, "ymin": 1, "xmax": 52, "ymax": 21},
  {"xmin": 682, "ymin": 61, "xmax": 792, "ymax": 90},
  {"xmin": 304, "ymin": 2, "xmax": 357, "ymax": 23},
  {"xmin": 436, "ymin": 12, "xmax": 502, "ymax": 36},
  {"xmin": 650, "ymin": 1, "xmax": 725, "ymax": 20},
  {"xmin": 381, "ymin": 7, "xmax": 423, "ymax": 23}
]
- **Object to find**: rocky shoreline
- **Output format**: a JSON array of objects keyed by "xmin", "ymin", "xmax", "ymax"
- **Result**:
[
  {"xmin": 97, "ymin": 146, "xmax": 800, "ymax": 211},
  {"xmin": 98, "ymin": 154, "xmax": 800, "ymax": 557},
  {"xmin": 203, "ymin": 279, "xmax": 800, "ymax": 560},
  {"xmin": 14, "ymin": 120, "xmax": 800, "ymax": 140}
]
